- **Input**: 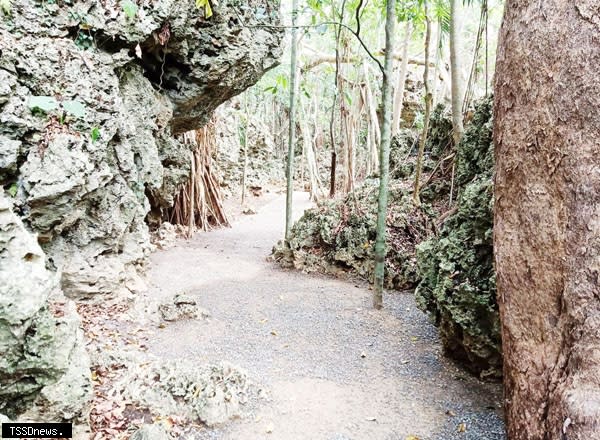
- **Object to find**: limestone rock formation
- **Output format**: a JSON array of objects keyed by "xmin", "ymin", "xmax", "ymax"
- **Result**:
[
  {"xmin": 0, "ymin": 0, "xmax": 281, "ymax": 424},
  {"xmin": 415, "ymin": 98, "xmax": 499, "ymax": 378},
  {"xmin": 0, "ymin": 193, "xmax": 91, "ymax": 420},
  {"xmin": 118, "ymin": 360, "xmax": 254, "ymax": 427},
  {"xmin": 130, "ymin": 424, "xmax": 170, "ymax": 440},
  {"xmin": 273, "ymin": 180, "xmax": 435, "ymax": 289},
  {"xmin": 0, "ymin": 0, "xmax": 282, "ymax": 298}
]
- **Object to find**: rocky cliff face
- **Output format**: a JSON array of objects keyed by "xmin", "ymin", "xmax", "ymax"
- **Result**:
[
  {"xmin": 1, "ymin": 0, "xmax": 282, "ymax": 298},
  {"xmin": 0, "ymin": 193, "xmax": 91, "ymax": 420},
  {"xmin": 0, "ymin": 0, "xmax": 281, "ymax": 421}
]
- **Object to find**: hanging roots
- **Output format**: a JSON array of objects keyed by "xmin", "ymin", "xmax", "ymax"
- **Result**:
[{"xmin": 166, "ymin": 119, "xmax": 230, "ymax": 235}]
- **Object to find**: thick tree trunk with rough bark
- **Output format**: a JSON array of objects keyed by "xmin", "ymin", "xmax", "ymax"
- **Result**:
[{"xmin": 494, "ymin": 2, "xmax": 600, "ymax": 439}]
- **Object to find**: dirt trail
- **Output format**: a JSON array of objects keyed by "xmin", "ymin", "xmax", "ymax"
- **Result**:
[{"xmin": 146, "ymin": 192, "xmax": 505, "ymax": 440}]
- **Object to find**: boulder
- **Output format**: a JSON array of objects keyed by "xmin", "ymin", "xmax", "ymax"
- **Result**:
[
  {"xmin": 159, "ymin": 293, "xmax": 208, "ymax": 322},
  {"xmin": 119, "ymin": 360, "xmax": 253, "ymax": 427},
  {"xmin": 0, "ymin": 193, "xmax": 91, "ymax": 420}
]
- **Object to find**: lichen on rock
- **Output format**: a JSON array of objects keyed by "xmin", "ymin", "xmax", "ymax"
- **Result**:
[
  {"xmin": 273, "ymin": 179, "xmax": 435, "ymax": 289},
  {"xmin": 118, "ymin": 360, "xmax": 255, "ymax": 427},
  {"xmin": 0, "ymin": 0, "xmax": 282, "ymax": 425},
  {"xmin": 0, "ymin": 0, "xmax": 282, "ymax": 298},
  {"xmin": 414, "ymin": 97, "xmax": 500, "ymax": 379},
  {"xmin": 0, "ymin": 193, "xmax": 91, "ymax": 420}
]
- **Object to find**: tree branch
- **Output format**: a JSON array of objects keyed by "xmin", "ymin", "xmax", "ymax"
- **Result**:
[
  {"xmin": 302, "ymin": 53, "xmax": 435, "ymax": 72},
  {"xmin": 231, "ymin": 7, "xmax": 383, "ymax": 73}
]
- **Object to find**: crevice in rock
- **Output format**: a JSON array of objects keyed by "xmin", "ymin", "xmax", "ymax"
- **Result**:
[{"xmin": 66, "ymin": 26, "xmax": 133, "ymax": 55}]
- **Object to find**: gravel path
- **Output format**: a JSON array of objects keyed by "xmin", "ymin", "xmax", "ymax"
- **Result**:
[{"xmin": 146, "ymin": 192, "xmax": 506, "ymax": 440}]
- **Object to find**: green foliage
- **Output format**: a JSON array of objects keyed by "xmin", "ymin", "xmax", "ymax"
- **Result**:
[
  {"xmin": 0, "ymin": 0, "xmax": 12, "ymax": 16},
  {"xmin": 122, "ymin": 0, "xmax": 138, "ymax": 19},
  {"xmin": 90, "ymin": 127, "xmax": 101, "ymax": 142},
  {"xmin": 7, "ymin": 183, "xmax": 17, "ymax": 197},
  {"xmin": 262, "ymin": 72, "xmax": 289, "ymax": 96},
  {"xmin": 28, "ymin": 96, "xmax": 58, "ymax": 114},
  {"xmin": 415, "ymin": 97, "xmax": 500, "ymax": 379},
  {"xmin": 74, "ymin": 32, "xmax": 94, "ymax": 50},
  {"xmin": 195, "ymin": 0, "xmax": 213, "ymax": 18}
]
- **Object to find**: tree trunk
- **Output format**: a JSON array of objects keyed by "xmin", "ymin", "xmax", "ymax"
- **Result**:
[
  {"xmin": 372, "ymin": 0, "xmax": 396, "ymax": 310},
  {"xmin": 432, "ymin": 20, "xmax": 442, "ymax": 106},
  {"xmin": 449, "ymin": 0, "xmax": 465, "ymax": 145},
  {"xmin": 363, "ymin": 63, "xmax": 380, "ymax": 174},
  {"xmin": 391, "ymin": 21, "xmax": 412, "ymax": 137},
  {"xmin": 494, "ymin": 1, "xmax": 600, "ymax": 439},
  {"xmin": 240, "ymin": 93, "xmax": 249, "ymax": 205},
  {"xmin": 412, "ymin": 0, "xmax": 433, "ymax": 206},
  {"xmin": 284, "ymin": 0, "xmax": 299, "ymax": 241},
  {"xmin": 301, "ymin": 101, "xmax": 323, "ymax": 201}
]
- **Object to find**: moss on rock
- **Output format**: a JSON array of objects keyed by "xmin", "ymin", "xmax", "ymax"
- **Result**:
[
  {"xmin": 273, "ymin": 179, "xmax": 435, "ymax": 290},
  {"xmin": 415, "ymin": 97, "xmax": 500, "ymax": 379}
]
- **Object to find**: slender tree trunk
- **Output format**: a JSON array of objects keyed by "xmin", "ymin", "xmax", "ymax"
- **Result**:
[
  {"xmin": 372, "ymin": 0, "xmax": 396, "ymax": 310},
  {"xmin": 432, "ymin": 20, "xmax": 442, "ymax": 106},
  {"xmin": 240, "ymin": 93, "xmax": 249, "ymax": 205},
  {"xmin": 391, "ymin": 21, "xmax": 412, "ymax": 136},
  {"xmin": 284, "ymin": 0, "xmax": 299, "ymax": 241},
  {"xmin": 449, "ymin": 0, "xmax": 465, "ymax": 145},
  {"xmin": 494, "ymin": 2, "xmax": 600, "ymax": 439},
  {"xmin": 363, "ymin": 63, "xmax": 380, "ymax": 174},
  {"xmin": 412, "ymin": 0, "xmax": 433, "ymax": 206},
  {"xmin": 329, "ymin": 0, "xmax": 347, "ymax": 199},
  {"xmin": 188, "ymin": 149, "xmax": 195, "ymax": 238},
  {"xmin": 462, "ymin": 2, "xmax": 486, "ymax": 114},
  {"xmin": 301, "ymin": 101, "xmax": 323, "ymax": 201}
]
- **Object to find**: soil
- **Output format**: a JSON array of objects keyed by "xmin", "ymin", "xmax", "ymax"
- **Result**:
[{"xmin": 144, "ymin": 192, "xmax": 506, "ymax": 440}]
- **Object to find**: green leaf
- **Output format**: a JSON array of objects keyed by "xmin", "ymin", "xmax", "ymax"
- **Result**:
[
  {"xmin": 90, "ymin": 127, "xmax": 100, "ymax": 142},
  {"xmin": 62, "ymin": 100, "xmax": 86, "ymax": 119},
  {"xmin": 0, "ymin": 0, "xmax": 12, "ymax": 16},
  {"xmin": 28, "ymin": 96, "xmax": 58, "ymax": 114},
  {"xmin": 196, "ymin": 0, "xmax": 213, "ymax": 19},
  {"xmin": 122, "ymin": 0, "xmax": 138, "ymax": 19},
  {"xmin": 7, "ymin": 183, "xmax": 17, "ymax": 197}
]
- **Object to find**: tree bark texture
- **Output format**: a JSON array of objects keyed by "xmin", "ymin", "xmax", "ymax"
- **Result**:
[
  {"xmin": 373, "ymin": 0, "xmax": 396, "ymax": 309},
  {"xmin": 285, "ymin": 0, "xmax": 299, "ymax": 240},
  {"xmin": 450, "ymin": 0, "xmax": 465, "ymax": 145},
  {"xmin": 391, "ymin": 21, "xmax": 412, "ymax": 136},
  {"xmin": 412, "ymin": 0, "xmax": 432, "ymax": 206},
  {"xmin": 494, "ymin": 2, "xmax": 600, "ymax": 439}
]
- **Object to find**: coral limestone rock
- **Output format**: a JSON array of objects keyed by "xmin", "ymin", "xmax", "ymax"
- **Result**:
[
  {"xmin": 0, "ymin": 0, "xmax": 282, "ymax": 298},
  {"xmin": 0, "ymin": 194, "xmax": 91, "ymax": 420}
]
